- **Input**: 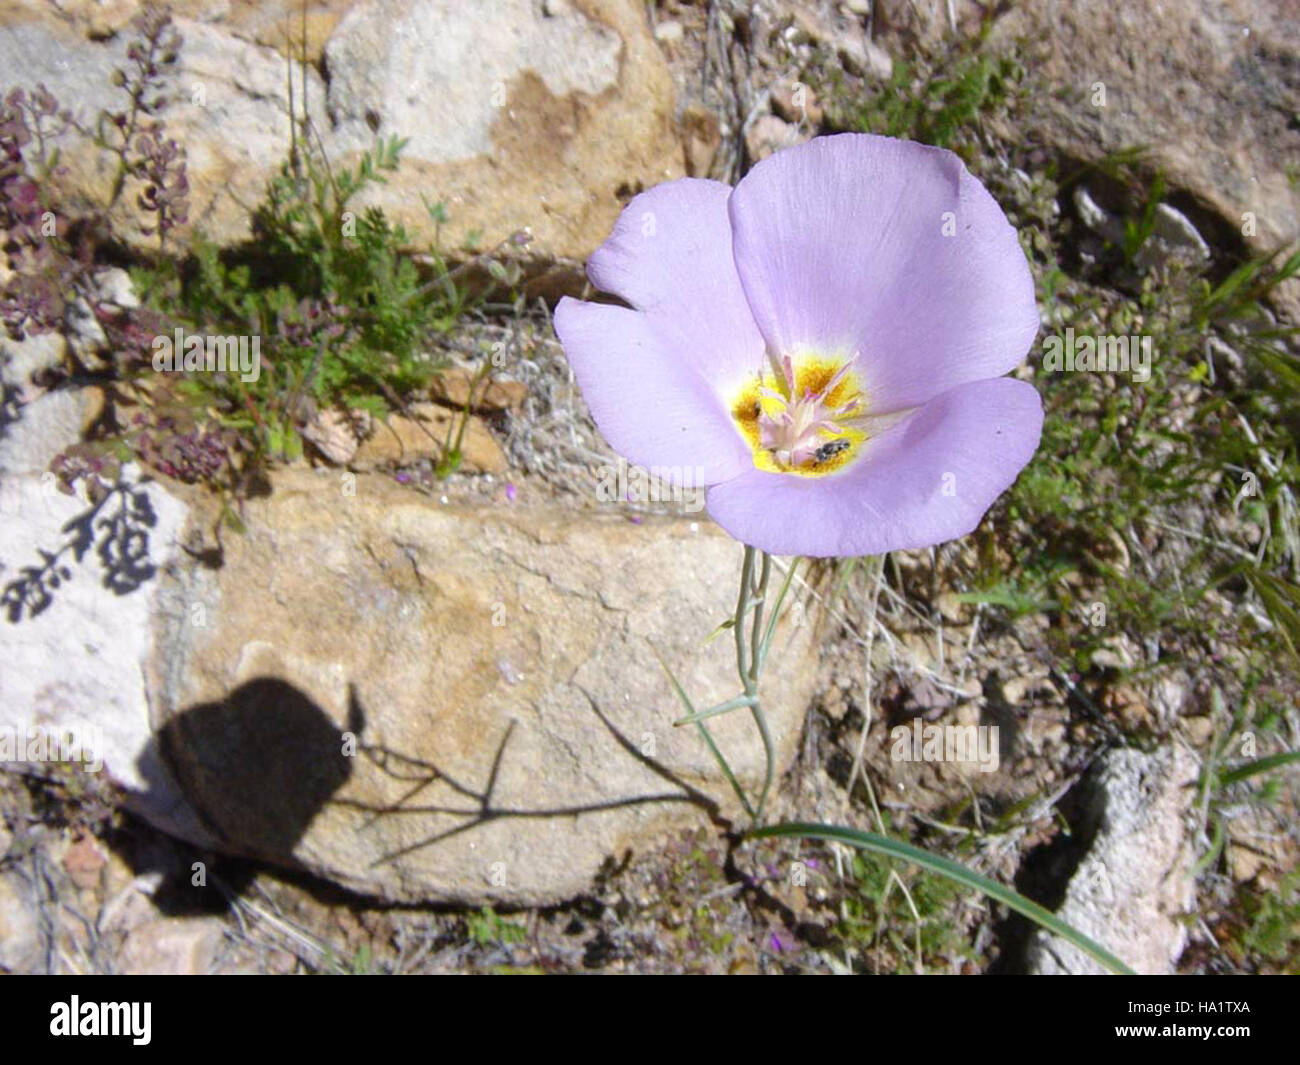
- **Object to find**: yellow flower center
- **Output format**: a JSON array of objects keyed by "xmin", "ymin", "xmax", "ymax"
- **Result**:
[{"xmin": 730, "ymin": 353, "xmax": 866, "ymax": 476}]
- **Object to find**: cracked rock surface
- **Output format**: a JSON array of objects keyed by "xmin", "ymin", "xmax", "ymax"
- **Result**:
[{"xmin": 148, "ymin": 468, "xmax": 820, "ymax": 904}]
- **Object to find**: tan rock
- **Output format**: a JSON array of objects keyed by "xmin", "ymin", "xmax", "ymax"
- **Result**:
[
  {"xmin": 838, "ymin": 36, "xmax": 894, "ymax": 82},
  {"xmin": 429, "ymin": 366, "xmax": 528, "ymax": 413},
  {"xmin": 118, "ymin": 916, "xmax": 223, "ymax": 975},
  {"xmin": 300, "ymin": 408, "xmax": 370, "ymax": 466},
  {"xmin": 1, "ymin": 0, "xmax": 684, "ymax": 272},
  {"xmin": 0, "ymin": 13, "xmax": 329, "ymax": 253},
  {"xmin": 868, "ymin": 1, "xmax": 1298, "ymax": 253},
  {"xmin": 745, "ymin": 114, "xmax": 805, "ymax": 163},
  {"xmin": 62, "ymin": 832, "xmax": 108, "ymax": 892},
  {"xmin": 30, "ymin": 3, "xmax": 342, "ymax": 62},
  {"xmin": 97, "ymin": 874, "xmax": 165, "ymax": 937},
  {"xmin": 0, "ymin": 871, "xmax": 41, "ymax": 973},
  {"xmin": 935, "ymin": 590, "xmax": 970, "ymax": 624},
  {"xmin": 350, "ymin": 403, "xmax": 506, "ymax": 474},
  {"xmin": 148, "ymin": 468, "xmax": 821, "ymax": 904},
  {"xmin": 1270, "ymin": 276, "xmax": 1300, "ymax": 325},
  {"xmin": 652, "ymin": 19, "xmax": 683, "ymax": 45},
  {"xmin": 680, "ymin": 103, "xmax": 722, "ymax": 178},
  {"xmin": 871, "ymin": 0, "xmax": 988, "ymax": 45},
  {"xmin": 1182, "ymin": 715, "xmax": 1214, "ymax": 748},
  {"xmin": 1102, "ymin": 685, "xmax": 1153, "ymax": 733},
  {"xmin": 79, "ymin": 386, "xmax": 106, "ymax": 436},
  {"xmin": 1002, "ymin": 673, "xmax": 1055, "ymax": 708},
  {"xmin": 1226, "ymin": 807, "xmax": 1292, "ymax": 887},
  {"xmin": 316, "ymin": 0, "xmax": 685, "ymax": 273},
  {"xmin": 770, "ymin": 80, "xmax": 823, "ymax": 128}
]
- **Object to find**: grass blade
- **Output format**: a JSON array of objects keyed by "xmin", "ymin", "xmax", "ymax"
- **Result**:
[
  {"xmin": 1217, "ymin": 750, "xmax": 1300, "ymax": 787},
  {"xmin": 750, "ymin": 821, "xmax": 1136, "ymax": 975}
]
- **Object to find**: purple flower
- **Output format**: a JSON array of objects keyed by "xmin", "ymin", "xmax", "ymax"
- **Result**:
[{"xmin": 554, "ymin": 134, "xmax": 1042, "ymax": 557}]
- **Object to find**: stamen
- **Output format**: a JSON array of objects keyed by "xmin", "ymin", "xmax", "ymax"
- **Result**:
[{"xmin": 748, "ymin": 352, "xmax": 865, "ymax": 472}]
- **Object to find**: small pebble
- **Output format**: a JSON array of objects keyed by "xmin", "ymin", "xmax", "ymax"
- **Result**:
[{"xmin": 654, "ymin": 20, "xmax": 684, "ymax": 44}]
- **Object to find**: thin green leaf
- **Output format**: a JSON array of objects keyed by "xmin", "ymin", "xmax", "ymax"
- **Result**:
[
  {"xmin": 1243, "ymin": 568, "xmax": 1300, "ymax": 658},
  {"xmin": 651, "ymin": 645, "xmax": 753, "ymax": 819},
  {"xmin": 701, "ymin": 616, "xmax": 736, "ymax": 647},
  {"xmin": 756, "ymin": 557, "xmax": 801, "ymax": 672},
  {"xmin": 672, "ymin": 694, "xmax": 758, "ymax": 727},
  {"xmin": 750, "ymin": 821, "xmax": 1136, "ymax": 975},
  {"xmin": 1193, "ymin": 816, "xmax": 1226, "ymax": 878},
  {"xmin": 1218, "ymin": 750, "xmax": 1300, "ymax": 787}
]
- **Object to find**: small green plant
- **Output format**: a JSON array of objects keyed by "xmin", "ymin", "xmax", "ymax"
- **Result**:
[
  {"xmin": 819, "ymin": 28, "xmax": 1023, "ymax": 162},
  {"xmin": 4, "ymin": 2, "xmax": 524, "ymax": 507},
  {"xmin": 161, "ymin": 131, "xmax": 462, "ymax": 464},
  {"xmin": 435, "ymin": 356, "xmax": 494, "ymax": 478},
  {"xmin": 1194, "ymin": 686, "xmax": 1299, "ymax": 875},
  {"xmin": 834, "ymin": 838, "xmax": 976, "ymax": 974},
  {"xmin": 1120, "ymin": 171, "xmax": 1168, "ymax": 264},
  {"xmin": 466, "ymin": 906, "xmax": 527, "ymax": 948},
  {"xmin": 978, "ymin": 140, "xmax": 1300, "ymax": 677},
  {"xmin": 1240, "ymin": 868, "xmax": 1300, "ymax": 972},
  {"xmin": 147, "ymin": 103, "xmax": 523, "ymax": 480}
]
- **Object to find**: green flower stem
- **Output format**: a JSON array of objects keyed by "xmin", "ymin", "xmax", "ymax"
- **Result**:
[
  {"xmin": 749, "ymin": 552, "xmax": 771, "ymax": 677},
  {"xmin": 671, "ymin": 545, "xmax": 799, "ymax": 826},
  {"xmin": 733, "ymin": 545, "xmax": 776, "ymax": 824},
  {"xmin": 734, "ymin": 545, "xmax": 756, "ymax": 683}
]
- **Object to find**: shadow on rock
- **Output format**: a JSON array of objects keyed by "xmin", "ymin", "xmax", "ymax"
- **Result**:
[
  {"xmin": 159, "ymin": 676, "xmax": 360, "ymax": 865},
  {"xmin": 341, "ymin": 683, "xmax": 726, "ymax": 868},
  {"xmin": 140, "ymin": 678, "xmax": 727, "ymax": 905}
]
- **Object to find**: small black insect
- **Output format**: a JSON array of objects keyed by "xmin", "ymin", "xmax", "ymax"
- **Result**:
[{"xmin": 813, "ymin": 438, "xmax": 851, "ymax": 464}]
